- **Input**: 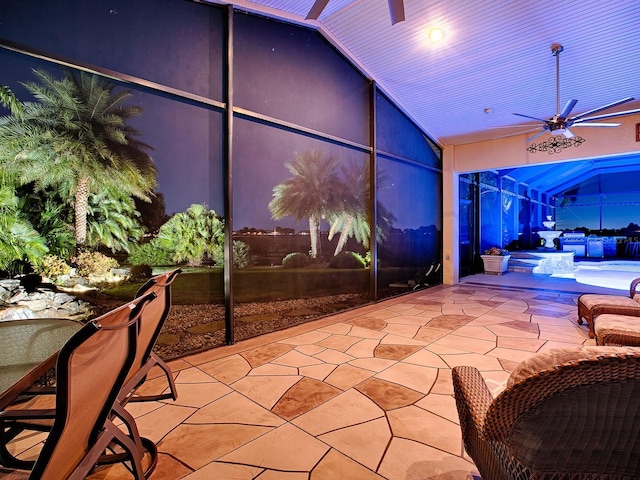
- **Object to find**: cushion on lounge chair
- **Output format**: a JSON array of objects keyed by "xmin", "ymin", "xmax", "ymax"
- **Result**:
[
  {"xmin": 506, "ymin": 346, "xmax": 636, "ymax": 388},
  {"xmin": 595, "ymin": 313, "xmax": 640, "ymax": 347}
]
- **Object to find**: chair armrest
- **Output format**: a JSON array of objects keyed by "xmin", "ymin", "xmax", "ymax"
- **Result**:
[
  {"xmin": 631, "ymin": 277, "xmax": 640, "ymax": 298},
  {"xmin": 451, "ymin": 366, "xmax": 493, "ymax": 438}
]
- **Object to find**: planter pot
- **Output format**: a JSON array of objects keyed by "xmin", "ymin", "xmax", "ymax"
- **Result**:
[{"xmin": 481, "ymin": 255, "xmax": 510, "ymax": 275}]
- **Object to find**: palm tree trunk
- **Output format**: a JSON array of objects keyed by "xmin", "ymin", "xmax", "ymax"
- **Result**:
[
  {"xmin": 74, "ymin": 176, "xmax": 90, "ymax": 246},
  {"xmin": 309, "ymin": 215, "xmax": 320, "ymax": 258}
]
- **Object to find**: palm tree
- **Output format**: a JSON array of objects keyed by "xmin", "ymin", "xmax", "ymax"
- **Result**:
[
  {"xmin": 328, "ymin": 161, "xmax": 370, "ymax": 256},
  {"xmin": 269, "ymin": 150, "xmax": 342, "ymax": 258},
  {"xmin": 0, "ymin": 85, "xmax": 23, "ymax": 118},
  {"xmin": 0, "ymin": 69, "xmax": 156, "ymax": 248}
]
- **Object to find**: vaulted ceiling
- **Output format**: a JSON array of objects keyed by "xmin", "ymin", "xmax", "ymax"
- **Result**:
[
  {"xmin": 216, "ymin": 0, "xmax": 640, "ymax": 196},
  {"xmin": 224, "ymin": 0, "xmax": 640, "ymax": 146}
]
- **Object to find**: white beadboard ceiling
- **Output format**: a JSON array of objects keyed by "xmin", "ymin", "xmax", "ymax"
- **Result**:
[{"xmin": 217, "ymin": 0, "xmax": 640, "ymax": 147}]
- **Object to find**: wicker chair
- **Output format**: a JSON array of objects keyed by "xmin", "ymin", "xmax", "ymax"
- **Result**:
[
  {"xmin": 452, "ymin": 347, "xmax": 640, "ymax": 480},
  {"xmin": 577, "ymin": 277, "xmax": 640, "ymax": 338}
]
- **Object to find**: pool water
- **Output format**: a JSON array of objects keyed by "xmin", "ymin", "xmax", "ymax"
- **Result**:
[{"xmin": 566, "ymin": 261, "xmax": 640, "ymax": 290}]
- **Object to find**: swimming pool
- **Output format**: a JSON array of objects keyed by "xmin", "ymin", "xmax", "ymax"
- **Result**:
[{"xmin": 569, "ymin": 261, "xmax": 640, "ymax": 290}]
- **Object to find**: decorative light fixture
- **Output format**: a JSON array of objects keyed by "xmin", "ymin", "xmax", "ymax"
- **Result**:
[{"xmin": 527, "ymin": 135, "xmax": 585, "ymax": 154}]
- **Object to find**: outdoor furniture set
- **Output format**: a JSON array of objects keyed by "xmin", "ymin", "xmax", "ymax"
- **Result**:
[
  {"xmin": 0, "ymin": 269, "xmax": 181, "ymax": 479},
  {"xmin": 577, "ymin": 276, "xmax": 640, "ymax": 345}
]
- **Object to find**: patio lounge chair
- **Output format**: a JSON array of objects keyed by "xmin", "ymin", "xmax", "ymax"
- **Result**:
[
  {"xmin": 577, "ymin": 277, "xmax": 640, "ymax": 338},
  {"xmin": 453, "ymin": 346, "xmax": 640, "ymax": 480},
  {"xmin": 0, "ymin": 293, "xmax": 156, "ymax": 479},
  {"xmin": 123, "ymin": 268, "xmax": 181, "ymax": 404}
]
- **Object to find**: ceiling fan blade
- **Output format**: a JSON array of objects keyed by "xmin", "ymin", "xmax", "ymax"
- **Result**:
[
  {"xmin": 526, "ymin": 130, "xmax": 548, "ymax": 142},
  {"xmin": 388, "ymin": 0, "xmax": 405, "ymax": 25},
  {"xmin": 558, "ymin": 99, "xmax": 577, "ymax": 120},
  {"xmin": 573, "ymin": 108, "xmax": 640, "ymax": 123},
  {"xmin": 570, "ymin": 122, "xmax": 621, "ymax": 127},
  {"xmin": 513, "ymin": 113, "xmax": 548, "ymax": 123},
  {"xmin": 306, "ymin": 0, "xmax": 330, "ymax": 20},
  {"xmin": 570, "ymin": 97, "xmax": 635, "ymax": 122}
]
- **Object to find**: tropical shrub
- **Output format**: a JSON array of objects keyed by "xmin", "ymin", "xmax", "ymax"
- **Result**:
[
  {"xmin": 0, "ymin": 186, "xmax": 49, "ymax": 274},
  {"xmin": 127, "ymin": 242, "xmax": 173, "ymax": 267},
  {"xmin": 72, "ymin": 251, "xmax": 119, "ymax": 278},
  {"xmin": 328, "ymin": 251, "xmax": 366, "ymax": 269},
  {"xmin": 282, "ymin": 252, "xmax": 312, "ymax": 268},
  {"xmin": 154, "ymin": 204, "xmax": 224, "ymax": 266},
  {"xmin": 211, "ymin": 240, "xmax": 251, "ymax": 269},
  {"xmin": 36, "ymin": 254, "xmax": 72, "ymax": 282}
]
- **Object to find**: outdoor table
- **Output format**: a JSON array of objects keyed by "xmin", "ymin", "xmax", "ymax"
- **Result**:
[{"xmin": 0, "ymin": 318, "xmax": 83, "ymax": 411}]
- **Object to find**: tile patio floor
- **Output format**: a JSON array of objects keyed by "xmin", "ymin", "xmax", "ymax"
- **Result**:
[{"xmin": 10, "ymin": 272, "xmax": 626, "ymax": 479}]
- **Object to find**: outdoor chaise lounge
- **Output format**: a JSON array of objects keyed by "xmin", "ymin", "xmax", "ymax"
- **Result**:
[
  {"xmin": 453, "ymin": 346, "xmax": 640, "ymax": 479},
  {"xmin": 0, "ymin": 293, "xmax": 156, "ymax": 479},
  {"xmin": 577, "ymin": 277, "xmax": 640, "ymax": 338}
]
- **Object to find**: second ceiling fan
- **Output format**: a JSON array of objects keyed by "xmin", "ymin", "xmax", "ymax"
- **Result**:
[
  {"xmin": 514, "ymin": 44, "xmax": 640, "ymax": 142},
  {"xmin": 306, "ymin": 0, "xmax": 405, "ymax": 25}
]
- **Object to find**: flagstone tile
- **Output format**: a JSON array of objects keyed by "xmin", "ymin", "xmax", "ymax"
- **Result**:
[
  {"xmin": 345, "ymin": 325, "xmax": 388, "ymax": 339},
  {"xmin": 324, "ymin": 363, "xmax": 375, "ymax": 390},
  {"xmin": 345, "ymin": 337, "xmax": 381, "ymax": 357},
  {"xmin": 311, "ymin": 449, "xmax": 385, "ymax": 479},
  {"xmin": 180, "ymin": 462, "xmax": 262, "ymax": 480},
  {"xmin": 168, "ymin": 381, "xmax": 233, "ymax": 408},
  {"xmin": 220, "ymin": 423, "xmax": 329, "ymax": 471},
  {"xmin": 160, "ymin": 423, "xmax": 273, "ymax": 470},
  {"xmin": 373, "ymin": 344, "xmax": 423, "ymax": 361},
  {"xmin": 318, "ymin": 417, "xmax": 391, "ymax": 470},
  {"xmin": 318, "ymin": 322, "xmax": 354, "ymax": 335},
  {"xmin": 381, "ymin": 323, "xmax": 421, "ymax": 338},
  {"xmin": 134, "ymin": 404, "xmax": 196, "ymax": 443},
  {"xmin": 440, "ymin": 353, "xmax": 503, "ymax": 371},
  {"xmin": 313, "ymin": 348, "xmax": 356, "ymax": 364},
  {"xmin": 240, "ymin": 343, "xmax": 295, "ymax": 367},
  {"xmin": 344, "ymin": 317, "xmax": 388, "ymax": 330},
  {"xmin": 415, "ymin": 392, "xmax": 459, "ymax": 423},
  {"xmin": 198, "ymin": 354, "xmax": 251, "ymax": 384},
  {"xmin": 272, "ymin": 349, "xmax": 325, "ymax": 367},
  {"xmin": 292, "ymin": 389, "xmax": 384, "ymax": 436},
  {"xmin": 402, "ymin": 348, "xmax": 450, "ymax": 368},
  {"xmin": 316, "ymin": 334, "xmax": 366, "ymax": 352},
  {"xmin": 271, "ymin": 377, "xmax": 341, "ymax": 420},
  {"xmin": 279, "ymin": 330, "xmax": 333, "ymax": 345},
  {"xmin": 232, "ymin": 374, "xmax": 302, "ymax": 409},
  {"xmin": 348, "ymin": 356, "xmax": 397, "ymax": 372},
  {"xmin": 173, "ymin": 366, "xmax": 218, "ymax": 383},
  {"xmin": 498, "ymin": 336, "xmax": 545, "ymax": 352},
  {"xmin": 435, "ymin": 334, "xmax": 496, "ymax": 354},
  {"xmin": 375, "ymin": 362, "xmax": 438, "ymax": 394},
  {"xmin": 356, "ymin": 377, "xmax": 424, "ymax": 410},
  {"xmin": 388, "ymin": 405, "xmax": 462, "ymax": 455},
  {"xmin": 377, "ymin": 437, "xmax": 476, "ymax": 480},
  {"xmin": 298, "ymin": 363, "xmax": 337, "ymax": 381},
  {"xmin": 187, "ymin": 391, "xmax": 284, "ymax": 427}
]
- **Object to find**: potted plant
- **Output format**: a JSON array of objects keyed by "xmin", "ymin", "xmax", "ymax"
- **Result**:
[{"xmin": 481, "ymin": 247, "xmax": 511, "ymax": 275}]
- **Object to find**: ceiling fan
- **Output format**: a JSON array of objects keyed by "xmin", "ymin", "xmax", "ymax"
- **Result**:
[
  {"xmin": 514, "ymin": 44, "xmax": 640, "ymax": 142},
  {"xmin": 306, "ymin": 0, "xmax": 405, "ymax": 25}
]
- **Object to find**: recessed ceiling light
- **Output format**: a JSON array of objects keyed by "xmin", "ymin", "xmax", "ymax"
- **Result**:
[
  {"xmin": 484, "ymin": 108, "xmax": 493, "ymax": 114},
  {"xmin": 427, "ymin": 27, "xmax": 445, "ymax": 43}
]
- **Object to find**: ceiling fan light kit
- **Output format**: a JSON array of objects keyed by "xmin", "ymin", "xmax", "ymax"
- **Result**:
[{"xmin": 513, "ymin": 44, "xmax": 640, "ymax": 148}]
